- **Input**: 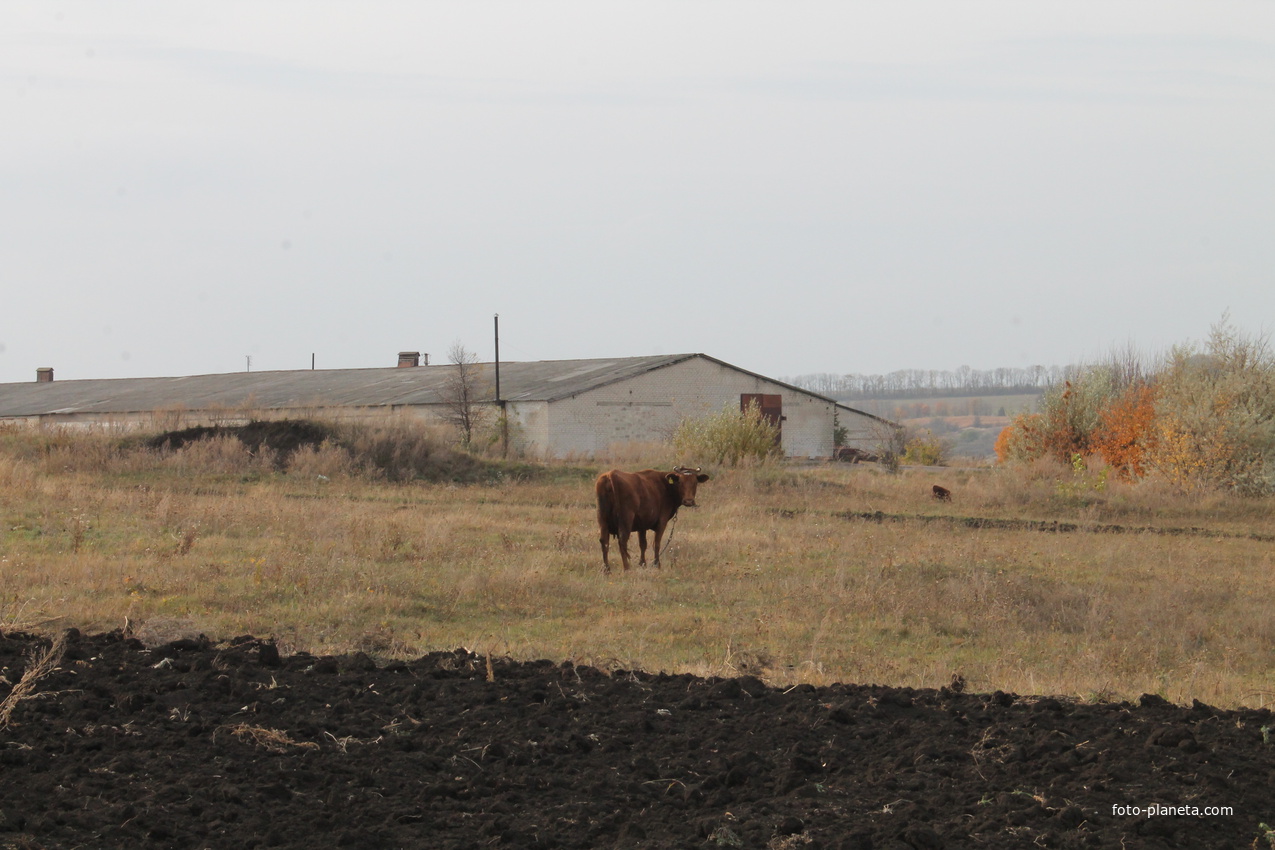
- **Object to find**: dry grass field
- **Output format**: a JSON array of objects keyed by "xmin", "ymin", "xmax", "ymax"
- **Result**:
[{"xmin": 2, "ymin": 423, "xmax": 1274, "ymax": 708}]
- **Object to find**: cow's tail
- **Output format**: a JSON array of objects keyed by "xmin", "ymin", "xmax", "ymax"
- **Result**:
[{"xmin": 595, "ymin": 473, "xmax": 619, "ymax": 537}]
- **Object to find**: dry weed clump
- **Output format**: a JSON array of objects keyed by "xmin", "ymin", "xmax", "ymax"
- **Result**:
[
  {"xmin": 219, "ymin": 723, "xmax": 320, "ymax": 754},
  {"xmin": 0, "ymin": 630, "xmax": 67, "ymax": 731},
  {"xmin": 0, "ymin": 597, "xmax": 44, "ymax": 634},
  {"xmin": 0, "ymin": 452, "xmax": 37, "ymax": 491},
  {"xmin": 286, "ymin": 442, "xmax": 358, "ymax": 479}
]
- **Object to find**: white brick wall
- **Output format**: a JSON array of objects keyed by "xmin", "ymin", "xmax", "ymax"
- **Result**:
[
  {"xmin": 521, "ymin": 355, "xmax": 878, "ymax": 459},
  {"xmin": 504, "ymin": 400, "xmax": 548, "ymax": 454}
]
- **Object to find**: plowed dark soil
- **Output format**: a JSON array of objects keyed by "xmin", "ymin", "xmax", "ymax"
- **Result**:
[{"xmin": 2, "ymin": 630, "xmax": 1273, "ymax": 849}]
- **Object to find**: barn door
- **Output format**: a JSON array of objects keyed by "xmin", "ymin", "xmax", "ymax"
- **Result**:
[{"xmin": 740, "ymin": 393, "xmax": 783, "ymax": 447}]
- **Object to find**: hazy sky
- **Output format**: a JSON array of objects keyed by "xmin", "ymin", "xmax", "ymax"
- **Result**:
[{"xmin": 3, "ymin": 2, "xmax": 1273, "ymax": 385}]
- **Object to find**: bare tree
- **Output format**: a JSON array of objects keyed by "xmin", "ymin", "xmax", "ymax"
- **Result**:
[
  {"xmin": 871, "ymin": 418, "xmax": 909, "ymax": 474},
  {"xmin": 441, "ymin": 341, "xmax": 491, "ymax": 450}
]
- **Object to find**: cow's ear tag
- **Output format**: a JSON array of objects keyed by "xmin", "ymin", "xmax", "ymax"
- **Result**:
[{"xmin": 666, "ymin": 474, "xmax": 677, "ymax": 485}]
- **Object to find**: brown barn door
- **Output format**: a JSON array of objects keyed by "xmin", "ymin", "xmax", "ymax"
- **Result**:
[{"xmin": 740, "ymin": 393, "xmax": 783, "ymax": 448}]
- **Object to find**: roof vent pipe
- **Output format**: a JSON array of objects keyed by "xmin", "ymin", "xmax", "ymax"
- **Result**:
[{"xmin": 36, "ymin": 367, "xmax": 53, "ymax": 383}]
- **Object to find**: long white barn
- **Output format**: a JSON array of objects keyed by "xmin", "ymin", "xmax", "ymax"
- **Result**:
[{"xmin": 0, "ymin": 353, "xmax": 891, "ymax": 459}]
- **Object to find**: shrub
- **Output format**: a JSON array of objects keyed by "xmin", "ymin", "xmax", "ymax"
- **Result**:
[
  {"xmin": 994, "ymin": 378, "xmax": 1109, "ymax": 467},
  {"xmin": 1146, "ymin": 320, "xmax": 1275, "ymax": 494},
  {"xmin": 900, "ymin": 429, "xmax": 948, "ymax": 467},
  {"xmin": 996, "ymin": 317, "xmax": 1275, "ymax": 495},
  {"xmin": 866, "ymin": 419, "xmax": 909, "ymax": 473},
  {"xmin": 1036, "ymin": 371, "xmax": 1117, "ymax": 463},
  {"xmin": 995, "ymin": 417, "xmax": 1032, "ymax": 464},
  {"xmin": 672, "ymin": 402, "xmax": 781, "ymax": 467}
]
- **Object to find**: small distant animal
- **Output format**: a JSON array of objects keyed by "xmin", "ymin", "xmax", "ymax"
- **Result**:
[
  {"xmin": 932, "ymin": 485, "xmax": 952, "ymax": 502},
  {"xmin": 595, "ymin": 466, "xmax": 710, "ymax": 572}
]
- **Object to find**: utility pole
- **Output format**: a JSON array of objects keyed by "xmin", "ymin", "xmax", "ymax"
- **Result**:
[{"xmin": 495, "ymin": 314, "xmax": 508, "ymax": 458}]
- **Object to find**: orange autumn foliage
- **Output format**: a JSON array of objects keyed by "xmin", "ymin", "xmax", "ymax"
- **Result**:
[
  {"xmin": 993, "ymin": 423, "xmax": 1015, "ymax": 463},
  {"xmin": 995, "ymin": 414, "xmax": 1039, "ymax": 464},
  {"xmin": 997, "ymin": 381, "xmax": 1151, "ymax": 473},
  {"xmin": 1092, "ymin": 384, "xmax": 1158, "ymax": 480}
]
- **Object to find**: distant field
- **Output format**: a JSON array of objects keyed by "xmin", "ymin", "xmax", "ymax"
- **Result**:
[
  {"xmin": 842, "ymin": 394, "xmax": 1038, "ymax": 458},
  {"xmin": 929, "ymin": 415, "xmax": 1012, "ymax": 429},
  {"xmin": 3, "ymin": 426, "xmax": 1274, "ymax": 708},
  {"xmin": 900, "ymin": 418, "xmax": 1009, "ymax": 459},
  {"xmin": 850, "ymin": 393, "xmax": 1040, "ymax": 420}
]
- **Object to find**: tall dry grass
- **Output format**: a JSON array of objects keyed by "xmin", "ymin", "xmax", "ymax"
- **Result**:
[{"xmin": 2, "ymin": 423, "xmax": 1274, "ymax": 707}]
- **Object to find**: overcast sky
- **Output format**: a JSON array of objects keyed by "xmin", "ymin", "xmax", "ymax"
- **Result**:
[{"xmin": 2, "ymin": 2, "xmax": 1273, "ymax": 385}]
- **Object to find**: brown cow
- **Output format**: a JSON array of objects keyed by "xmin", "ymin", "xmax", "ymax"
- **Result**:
[
  {"xmin": 595, "ymin": 466, "xmax": 710, "ymax": 572},
  {"xmin": 932, "ymin": 484, "xmax": 952, "ymax": 502}
]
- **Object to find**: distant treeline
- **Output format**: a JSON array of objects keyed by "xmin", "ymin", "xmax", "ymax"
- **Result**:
[{"xmin": 786, "ymin": 366, "xmax": 1062, "ymax": 400}]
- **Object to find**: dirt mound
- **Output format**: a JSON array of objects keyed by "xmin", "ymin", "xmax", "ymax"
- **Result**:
[
  {"xmin": 141, "ymin": 419, "xmax": 546, "ymax": 483},
  {"xmin": 1, "ymin": 630, "xmax": 1271, "ymax": 849},
  {"xmin": 145, "ymin": 420, "xmax": 335, "ymax": 464}
]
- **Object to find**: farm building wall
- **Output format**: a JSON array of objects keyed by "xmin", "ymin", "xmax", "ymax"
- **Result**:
[
  {"xmin": 834, "ymin": 405, "xmax": 887, "ymax": 449},
  {"xmin": 503, "ymin": 400, "xmax": 549, "ymax": 456},
  {"xmin": 538, "ymin": 356, "xmax": 846, "ymax": 459}
]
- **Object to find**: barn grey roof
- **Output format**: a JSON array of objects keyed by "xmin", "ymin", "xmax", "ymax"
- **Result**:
[{"xmin": 3, "ymin": 353, "xmax": 852, "ymax": 419}]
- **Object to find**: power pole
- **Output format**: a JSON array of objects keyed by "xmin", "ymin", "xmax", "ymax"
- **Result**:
[{"xmin": 495, "ymin": 314, "xmax": 508, "ymax": 458}]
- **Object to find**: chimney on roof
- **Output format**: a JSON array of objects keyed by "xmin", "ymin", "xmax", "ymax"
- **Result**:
[
  {"xmin": 36, "ymin": 367, "xmax": 53, "ymax": 383},
  {"xmin": 397, "ymin": 351, "xmax": 422, "ymax": 368}
]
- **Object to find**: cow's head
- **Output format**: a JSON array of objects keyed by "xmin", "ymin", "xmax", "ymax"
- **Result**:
[{"xmin": 667, "ymin": 466, "xmax": 711, "ymax": 507}]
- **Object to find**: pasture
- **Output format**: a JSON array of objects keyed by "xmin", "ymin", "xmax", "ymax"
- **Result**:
[{"xmin": 2, "ymin": 426, "xmax": 1273, "ymax": 708}]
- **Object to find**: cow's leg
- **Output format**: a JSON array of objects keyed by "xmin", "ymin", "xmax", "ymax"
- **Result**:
[
  {"xmin": 599, "ymin": 527, "xmax": 611, "ymax": 573},
  {"xmin": 637, "ymin": 530, "xmax": 648, "ymax": 566},
  {"xmin": 651, "ymin": 521, "xmax": 666, "ymax": 568},
  {"xmin": 616, "ymin": 522, "xmax": 633, "ymax": 571}
]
